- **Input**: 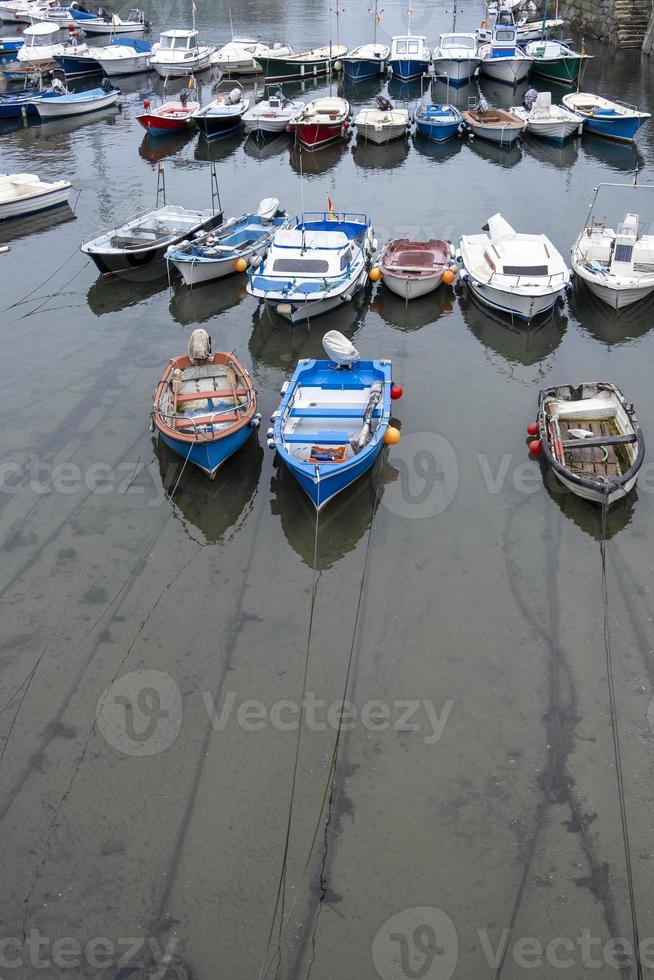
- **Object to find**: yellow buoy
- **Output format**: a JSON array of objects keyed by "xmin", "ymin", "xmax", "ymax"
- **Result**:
[
  {"xmin": 369, "ymin": 266, "xmax": 382, "ymax": 283},
  {"xmin": 234, "ymin": 257, "xmax": 248, "ymax": 273},
  {"xmin": 442, "ymin": 268, "xmax": 456, "ymax": 285},
  {"xmin": 384, "ymin": 425, "xmax": 401, "ymax": 445}
]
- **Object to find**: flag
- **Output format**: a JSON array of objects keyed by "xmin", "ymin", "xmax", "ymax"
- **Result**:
[
  {"xmin": 192, "ymin": 1, "xmax": 197, "ymax": 13},
  {"xmin": 327, "ymin": 196, "xmax": 334, "ymax": 213}
]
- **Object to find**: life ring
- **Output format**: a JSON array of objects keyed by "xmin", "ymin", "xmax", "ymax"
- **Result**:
[{"xmin": 480, "ymin": 19, "xmax": 489, "ymax": 29}]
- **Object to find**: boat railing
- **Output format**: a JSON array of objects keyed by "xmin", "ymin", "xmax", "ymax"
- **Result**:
[{"xmin": 487, "ymin": 269, "xmax": 568, "ymax": 288}]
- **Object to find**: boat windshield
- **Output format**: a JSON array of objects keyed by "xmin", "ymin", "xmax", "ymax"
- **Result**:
[
  {"xmin": 161, "ymin": 35, "xmax": 196, "ymax": 50},
  {"xmin": 395, "ymin": 39, "xmax": 420, "ymax": 55},
  {"xmin": 502, "ymin": 264, "xmax": 549, "ymax": 275},
  {"xmin": 443, "ymin": 36, "xmax": 475, "ymax": 50},
  {"xmin": 494, "ymin": 29, "xmax": 516, "ymax": 42},
  {"xmin": 273, "ymin": 258, "xmax": 330, "ymax": 273}
]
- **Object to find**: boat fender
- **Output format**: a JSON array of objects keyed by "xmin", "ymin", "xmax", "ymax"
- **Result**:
[
  {"xmin": 249, "ymin": 417, "xmax": 261, "ymax": 429},
  {"xmin": 149, "ymin": 412, "xmax": 155, "ymax": 433},
  {"xmin": 249, "ymin": 253, "xmax": 261, "ymax": 267},
  {"xmin": 277, "ymin": 303, "xmax": 292, "ymax": 316},
  {"xmin": 267, "ymin": 427, "xmax": 274, "ymax": 439},
  {"xmin": 267, "ymin": 438, "xmax": 275, "ymax": 449},
  {"xmin": 280, "ymin": 383, "xmax": 289, "ymax": 395}
]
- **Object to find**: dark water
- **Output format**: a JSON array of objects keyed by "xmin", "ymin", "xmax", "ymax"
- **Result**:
[{"xmin": 1, "ymin": 2, "xmax": 654, "ymax": 978}]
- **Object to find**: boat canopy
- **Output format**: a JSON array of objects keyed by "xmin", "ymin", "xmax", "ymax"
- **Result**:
[{"xmin": 23, "ymin": 22, "xmax": 60, "ymax": 37}]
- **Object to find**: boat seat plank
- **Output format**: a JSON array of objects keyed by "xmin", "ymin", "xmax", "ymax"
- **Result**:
[
  {"xmin": 561, "ymin": 434, "xmax": 636, "ymax": 449},
  {"xmin": 174, "ymin": 412, "xmax": 240, "ymax": 428},
  {"xmin": 289, "ymin": 407, "xmax": 381, "ymax": 418},
  {"xmin": 559, "ymin": 418, "xmax": 621, "ymax": 478},
  {"xmin": 284, "ymin": 430, "xmax": 352, "ymax": 444},
  {"xmin": 176, "ymin": 388, "xmax": 248, "ymax": 402}
]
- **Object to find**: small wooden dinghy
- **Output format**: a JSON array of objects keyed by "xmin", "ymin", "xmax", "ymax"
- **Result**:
[
  {"xmin": 461, "ymin": 106, "xmax": 525, "ymax": 145},
  {"xmin": 538, "ymin": 382, "xmax": 644, "ymax": 505},
  {"xmin": 268, "ymin": 331, "xmax": 395, "ymax": 510},
  {"xmin": 152, "ymin": 329, "xmax": 260, "ymax": 478},
  {"xmin": 379, "ymin": 238, "xmax": 455, "ymax": 299}
]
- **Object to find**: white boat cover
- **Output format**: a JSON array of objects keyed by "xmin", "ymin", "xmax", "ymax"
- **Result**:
[
  {"xmin": 188, "ymin": 328, "xmax": 211, "ymax": 363},
  {"xmin": 486, "ymin": 213, "xmax": 517, "ymax": 241},
  {"xmin": 257, "ymin": 197, "xmax": 280, "ymax": 221},
  {"xmin": 322, "ymin": 330, "xmax": 360, "ymax": 366}
]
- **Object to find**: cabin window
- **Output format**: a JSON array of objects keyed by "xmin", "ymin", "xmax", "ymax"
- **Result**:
[
  {"xmin": 273, "ymin": 258, "xmax": 330, "ymax": 273},
  {"xmin": 502, "ymin": 264, "xmax": 549, "ymax": 276},
  {"xmin": 340, "ymin": 250, "xmax": 352, "ymax": 271},
  {"xmin": 407, "ymin": 40, "xmax": 419, "ymax": 54},
  {"xmin": 395, "ymin": 40, "xmax": 407, "ymax": 54},
  {"xmin": 444, "ymin": 36, "xmax": 474, "ymax": 50},
  {"xmin": 495, "ymin": 30, "xmax": 515, "ymax": 41},
  {"xmin": 614, "ymin": 244, "xmax": 634, "ymax": 263}
]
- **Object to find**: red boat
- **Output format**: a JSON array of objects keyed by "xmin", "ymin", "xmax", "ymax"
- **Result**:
[
  {"xmin": 289, "ymin": 96, "xmax": 350, "ymax": 149},
  {"xmin": 137, "ymin": 96, "xmax": 199, "ymax": 138}
]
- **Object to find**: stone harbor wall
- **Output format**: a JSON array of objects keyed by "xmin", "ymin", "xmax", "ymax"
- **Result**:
[
  {"xmin": 557, "ymin": 0, "xmax": 651, "ymax": 47},
  {"xmin": 644, "ymin": 7, "xmax": 654, "ymax": 54}
]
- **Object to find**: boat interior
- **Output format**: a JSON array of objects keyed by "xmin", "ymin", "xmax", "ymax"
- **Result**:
[
  {"xmin": 577, "ymin": 214, "xmax": 654, "ymax": 278},
  {"xmin": 181, "ymin": 219, "xmax": 270, "ymax": 257},
  {"xmin": 157, "ymin": 357, "xmax": 251, "ymax": 434},
  {"xmin": 105, "ymin": 206, "xmax": 210, "ymax": 249},
  {"xmin": 464, "ymin": 107, "xmax": 521, "ymax": 127},
  {"xmin": 543, "ymin": 388, "xmax": 637, "ymax": 479}
]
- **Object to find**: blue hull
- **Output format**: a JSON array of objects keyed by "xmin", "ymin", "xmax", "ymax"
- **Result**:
[
  {"xmin": 160, "ymin": 424, "xmax": 253, "ymax": 477},
  {"xmin": 292, "ymin": 440, "xmax": 385, "ymax": 508},
  {"xmin": 582, "ymin": 114, "xmax": 645, "ymax": 143},
  {"xmin": 0, "ymin": 98, "xmax": 39, "ymax": 120},
  {"xmin": 342, "ymin": 58, "xmax": 384, "ymax": 80},
  {"xmin": 388, "ymin": 57, "xmax": 429, "ymax": 81},
  {"xmin": 415, "ymin": 120, "xmax": 459, "ymax": 142},
  {"xmin": 54, "ymin": 54, "xmax": 102, "ymax": 77}
]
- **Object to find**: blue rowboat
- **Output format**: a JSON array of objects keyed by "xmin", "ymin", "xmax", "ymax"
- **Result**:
[
  {"xmin": 269, "ymin": 331, "xmax": 393, "ymax": 510},
  {"xmin": 415, "ymin": 102, "xmax": 462, "ymax": 142},
  {"xmin": 152, "ymin": 331, "xmax": 260, "ymax": 479},
  {"xmin": 562, "ymin": 92, "xmax": 650, "ymax": 143},
  {"xmin": 388, "ymin": 34, "xmax": 431, "ymax": 81},
  {"xmin": 0, "ymin": 83, "xmax": 42, "ymax": 119},
  {"xmin": 342, "ymin": 42, "xmax": 389, "ymax": 80}
]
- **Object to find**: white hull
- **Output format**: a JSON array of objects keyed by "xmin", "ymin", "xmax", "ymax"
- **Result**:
[
  {"xmin": 525, "ymin": 118, "xmax": 582, "ymax": 141},
  {"xmin": 480, "ymin": 57, "xmax": 531, "ymax": 85},
  {"xmin": 243, "ymin": 116, "xmax": 289, "ymax": 134},
  {"xmin": 82, "ymin": 21, "xmax": 145, "ymax": 35},
  {"xmin": 467, "ymin": 278, "xmax": 565, "ymax": 320},
  {"xmin": 383, "ymin": 270, "xmax": 442, "ymax": 299},
  {"xmin": 0, "ymin": 184, "xmax": 69, "ymax": 219},
  {"xmin": 356, "ymin": 121, "xmax": 407, "ymax": 144},
  {"xmin": 100, "ymin": 53, "xmax": 151, "ymax": 76},
  {"xmin": 36, "ymin": 91, "xmax": 118, "ymax": 117},
  {"xmin": 171, "ymin": 245, "xmax": 266, "ymax": 286},
  {"xmin": 265, "ymin": 268, "xmax": 368, "ymax": 324},
  {"xmin": 466, "ymin": 120, "xmax": 523, "ymax": 144},
  {"xmin": 431, "ymin": 56, "xmax": 480, "ymax": 82},
  {"xmin": 575, "ymin": 272, "xmax": 654, "ymax": 310},
  {"xmin": 215, "ymin": 57, "xmax": 261, "ymax": 74},
  {"xmin": 553, "ymin": 468, "xmax": 637, "ymax": 505},
  {"xmin": 152, "ymin": 52, "xmax": 212, "ymax": 76}
]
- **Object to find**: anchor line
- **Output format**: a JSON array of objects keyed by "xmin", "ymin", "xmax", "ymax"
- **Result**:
[
  {"xmin": 600, "ymin": 496, "xmax": 643, "ymax": 980},
  {"xmin": 257, "ymin": 453, "xmax": 384, "ymax": 980}
]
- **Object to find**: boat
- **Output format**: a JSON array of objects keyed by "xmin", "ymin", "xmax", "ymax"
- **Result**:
[
  {"xmin": 210, "ymin": 37, "xmax": 293, "ymax": 75},
  {"xmin": 388, "ymin": 34, "xmax": 430, "ymax": 81},
  {"xmin": 93, "ymin": 37, "xmax": 152, "ymax": 76},
  {"xmin": 537, "ymin": 382, "xmax": 644, "ymax": 505},
  {"xmin": 414, "ymin": 102, "xmax": 463, "ymax": 142},
  {"xmin": 288, "ymin": 96, "xmax": 350, "ymax": 149},
  {"xmin": 571, "ymin": 186, "xmax": 654, "ymax": 310},
  {"xmin": 152, "ymin": 328, "xmax": 260, "ymax": 479},
  {"xmin": 268, "ymin": 330, "xmax": 393, "ymax": 510},
  {"xmin": 54, "ymin": 40, "xmax": 104, "ymax": 77},
  {"xmin": 379, "ymin": 237, "xmax": 455, "ymax": 299},
  {"xmin": 242, "ymin": 91, "xmax": 305, "ymax": 136},
  {"xmin": 0, "ymin": 78, "xmax": 46, "ymax": 118},
  {"xmin": 149, "ymin": 28, "xmax": 214, "ymax": 78},
  {"xmin": 476, "ymin": 3, "xmax": 565, "ymax": 43},
  {"xmin": 0, "ymin": 0, "xmax": 40, "ymax": 24},
  {"xmin": 247, "ymin": 208, "xmax": 376, "ymax": 324},
  {"xmin": 35, "ymin": 79, "xmax": 119, "ymax": 118},
  {"xmin": 0, "ymin": 171, "xmax": 71, "ymax": 220},
  {"xmin": 257, "ymin": 44, "xmax": 347, "ymax": 82},
  {"xmin": 561, "ymin": 92, "xmax": 650, "ymax": 143},
  {"xmin": 75, "ymin": 9, "xmax": 149, "ymax": 35},
  {"xmin": 354, "ymin": 95, "xmax": 409, "ymax": 144},
  {"xmin": 192, "ymin": 80, "xmax": 249, "ymax": 140},
  {"xmin": 478, "ymin": 6, "xmax": 533, "ymax": 85},
  {"xmin": 342, "ymin": 42, "xmax": 389, "ymax": 80},
  {"xmin": 432, "ymin": 33, "xmax": 481, "ymax": 85},
  {"xmin": 81, "ymin": 200, "xmax": 223, "ymax": 277},
  {"xmin": 16, "ymin": 22, "xmax": 65, "ymax": 68},
  {"xmin": 165, "ymin": 198, "xmax": 289, "ymax": 287},
  {"xmin": 458, "ymin": 212, "xmax": 570, "ymax": 320},
  {"xmin": 0, "ymin": 35, "xmax": 22, "ymax": 60},
  {"xmin": 137, "ymin": 89, "xmax": 199, "ymax": 137},
  {"xmin": 461, "ymin": 105, "xmax": 525, "ymax": 144},
  {"xmin": 523, "ymin": 39, "xmax": 589, "ymax": 86},
  {"xmin": 511, "ymin": 90, "xmax": 582, "ymax": 143}
]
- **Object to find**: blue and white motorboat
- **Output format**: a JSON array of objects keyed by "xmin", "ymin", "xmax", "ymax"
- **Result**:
[
  {"xmin": 247, "ymin": 209, "xmax": 377, "ymax": 324},
  {"xmin": 35, "ymin": 80, "xmax": 119, "ymax": 119},
  {"xmin": 562, "ymin": 92, "xmax": 650, "ymax": 143},
  {"xmin": 388, "ymin": 34, "xmax": 430, "ymax": 81},
  {"xmin": 152, "ymin": 329, "xmax": 260, "ymax": 479},
  {"xmin": 192, "ymin": 80, "xmax": 249, "ymax": 140},
  {"xmin": 268, "ymin": 330, "xmax": 393, "ymax": 510},
  {"xmin": 0, "ymin": 35, "xmax": 22, "ymax": 62},
  {"xmin": 342, "ymin": 42, "xmax": 390, "ymax": 80},
  {"xmin": 55, "ymin": 36, "xmax": 152, "ymax": 77},
  {"xmin": 414, "ymin": 102, "xmax": 462, "ymax": 142},
  {"xmin": 477, "ymin": 5, "xmax": 533, "ymax": 85},
  {"xmin": 166, "ymin": 197, "xmax": 289, "ymax": 287},
  {"xmin": 54, "ymin": 41, "xmax": 103, "ymax": 77},
  {"xmin": 431, "ymin": 33, "xmax": 480, "ymax": 85}
]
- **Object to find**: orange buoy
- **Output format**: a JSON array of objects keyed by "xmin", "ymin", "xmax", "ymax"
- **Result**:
[
  {"xmin": 234, "ymin": 257, "xmax": 248, "ymax": 273},
  {"xmin": 384, "ymin": 426, "xmax": 401, "ymax": 445},
  {"xmin": 143, "ymin": 98, "xmax": 151, "ymax": 109},
  {"xmin": 369, "ymin": 267, "xmax": 382, "ymax": 282},
  {"xmin": 442, "ymin": 268, "xmax": 456, "ymax": 285}
]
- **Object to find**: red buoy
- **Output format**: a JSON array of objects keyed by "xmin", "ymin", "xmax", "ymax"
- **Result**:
[
  {"xmin": 390, "ymin": 383, "xmax": 403, "ymax": 400},
  {"xmin": 527, "ymin": 422, "xmax": 539, "ymax": 436},
  {"xmin": 528, "ymin": 439, "xmax": 542, "ymax": 455}
]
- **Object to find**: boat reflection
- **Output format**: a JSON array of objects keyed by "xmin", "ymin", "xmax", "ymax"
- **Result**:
[
  {"xmin": 569, "ymin": 278, "xmax": 654, "ymax": 347},
  {"xmin": 541, "ymin": 461, "xmax": 637, "ymax": 540},
  {"xmin": 580, "ymin": 134, "xmax": 646, "ymax": 173},
  {"xmin": 478, "ymin": 78, "xmax": 529, "ymax": 111},
  {"xmin": 465, "ymin": 133, "xmax": 523, "ymax": 168},
  {"xmin": 369, "ymin": 285, "xmax": 455, "ymax": 331},
  {"xmin": 270, "ymin": 453, "xmax": 392, "ymax": 569},
  {"xmin": 524, "ymin": 132, "xmax": 580, "ymax": 169},
  {"xmin": 0, "ymin": 202, "xmax": 76, "ymax": 244},
  {"xmin": 288, "ymin": 139, "xmax": 350, "ymax": 176},
  {"xmin": 35, "ymin": 105, "xmax": 120, "ymax": 138},
  {"xmin": 352, "ymin": 133, "xmax": 410, "ymax": 170},
  {"xmin": 169, "ymin": 276, "xmax": 249, "ymax": 326},
  {"xmin": 248, "ymin": 299, "xmax": 365, "ymax": 373},
  {"xmin": 243, "ymin": 131, "xmax": 290, "ymax": 161},
  {"xmin": 338, "ymin": 74, "xmax": 384, "ymax": 105},
  {"xmin": 461, "ymin": 288, "xmax": 567, "ymax": 365},
  {"xmin": 139, "ymin": 129, "xmax": 196, "ymax": 164},
  {"xmin": 430, "ymin": 77, "xmax": 477, "ymax": 110},
  {"xmin": 87, "ymin": 275, "xmax": 168, "ymax": 315},
  {"xmin": 387, "ymin": 76, "xmax": 422, "ymax": 104},
  {"xmin": 154, "ymin": 436, "xmax": 262, "ymax": 545},
  {"xmin": 412, "ymin": 130, "xmax": 463, "ymax": 163},
  {"xmin": 194, "ymin": 128, "xmax": 243, "ymax": 163}
]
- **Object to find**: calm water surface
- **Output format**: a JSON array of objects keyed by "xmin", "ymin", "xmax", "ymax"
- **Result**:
[{"xmin": 1, "ymin": 1, "xmax": 654, "ymax": 978}]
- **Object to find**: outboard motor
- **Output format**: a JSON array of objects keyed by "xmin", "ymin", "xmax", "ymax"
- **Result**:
[
  {"xmin": 101, "ymin": 77, "xmax": 116, "ymax": 94},
  {"xmin": 188, "ymin": 329, "xmax": 212, "ymax": 364},
  {"xmin": 227, "ymin": 87, "xmax": 242, "ymax": 105},
  {"xmin": 376, "ymin": 95, "xmax": 393, "ymax": 112},
  {"xmin": 523, "ymin": 87, "xmax": 538, "ymax": 111},
  {"xmin": 322, "ymin": 330, "xmax": 360, "ymax": 368},
  {"xmin": 179, "ymin": 89, "xmax": 189, "ymax": 106}
]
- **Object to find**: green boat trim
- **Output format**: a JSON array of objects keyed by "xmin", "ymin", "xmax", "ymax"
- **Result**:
[
  {"xmin": 524, "ymin": 41, "xmax": 592, "ymax": 85},
  {"xmin": 258, "ymin": 44, "xmax": 348, "ymax": 81}
]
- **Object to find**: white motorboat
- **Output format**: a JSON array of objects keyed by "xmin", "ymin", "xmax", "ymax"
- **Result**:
[
  {"xmin": 150, "ymin": 28, "xmax": 214, "ymax": 77},
  {"xmin": 571, "ymin": 185, "xmax": 654, "ymax": 310},
  {"xmin": 79, "ymin": 9, "xmax": 149, "ymax": 35},
  {"xmin": 0, "ymin": 171, "xmax": 71, "ymax": 220},
  {"xmin": 478, "ymin": 5, "xmax": 533, "ymax": 85},
  {"xmin": 210, "ymin": 37, "xmax": 293, "ymax": 75},
  {"xmin": 35, "ymin": 81, "xmax": 119, "ymax": 118},
  {"xmin": 0, "ymin": 0, "xmax": 39, "ymax": 24},
  {"xmin": 538, "ymin": 382, "xmax": 644, "ymax": 506},
  {"xmin": 458, "ymin": 212, "xmax": 570, "ymax": 320},
  {"xmin": 477, "ymin": 3, "xmax": 564, "ymax": 43},
  {"xmin": 432, "ymin": 33, "xmax": 480, "ymax": 85},
  {"xmin": 94, "ymin": 38, "xmax": 152, "ymax": 75},
  {"xmin": 16, "ymin": 21, "xmax": 64, "ymax": 67},
  {"xmin": 511, "ymin": 91, "xmax": 583, "ymax": 143},
  {"xmin": 242, "ymin": 91, "xmax": 305, "ymax": 135},
  {"xmin": 354, "ymin": 96, "xmax": 409, "ymax": 144},
  {"xmin": 341, "ymin": 42, "xmax": 389, "ymax": 80}
]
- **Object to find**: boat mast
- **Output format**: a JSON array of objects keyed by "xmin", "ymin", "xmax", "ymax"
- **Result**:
[
  {"xmin": 540, "ymin": 0, "xmax": 548, "ymax": 41},
  {"xmin": 407, "ymin": 4, "xmax": 412, "ymax": 35},
  {"xmin": 191, "ymin": 0, "xmax": 196, "ymax": 32},
  {"xmin": 452, "ymin": 0, "xmax": 457, "ymax": 32}
]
